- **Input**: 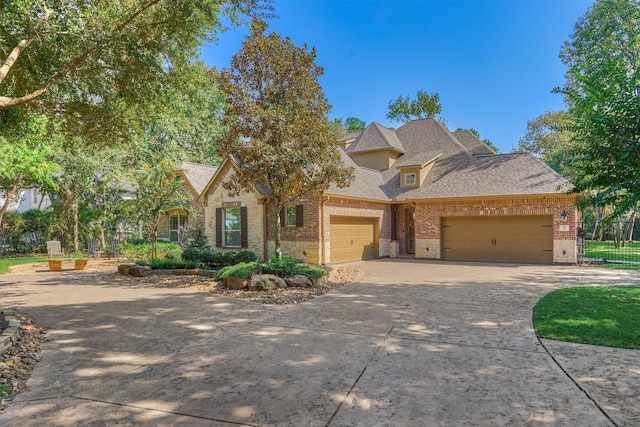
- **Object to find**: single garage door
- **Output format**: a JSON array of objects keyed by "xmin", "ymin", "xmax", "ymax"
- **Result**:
[
  {"xmin": 441, "ymin": 216, "xmax": 553, "ymax": 264},
  {"xmin": 330, "ymin": 216, "xmax": 377, "ymax": 263}
]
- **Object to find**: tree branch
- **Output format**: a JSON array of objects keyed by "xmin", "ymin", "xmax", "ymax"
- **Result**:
[{"xmin": 0, "ymin": 38, "xmax": 34, "ymax": 87}]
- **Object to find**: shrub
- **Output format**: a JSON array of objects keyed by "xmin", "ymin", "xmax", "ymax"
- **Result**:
[
  {"xmin": 262, "ymin": 256, "xmax": 298, "ymax": 277},
  {"xmin": 181, "ymin": 247, "xmax": 204, "ymax": 262},
  {"xmin": 215, "ymin": 261, "xmax": 262, "ymax": 280},
  {"xmin": 181, "ymin": 248, "xmax": 257, "ymax": 267},
  {"xmin": 164, "ymin": 249, "xmax": 183, "ymax": 260},
  {"xmin": 234, "ymin": 250, "xmax": 257, "ymax": 264},
  {"xmin": 149, "ymin": 258, "xmax": 199, "ymax": 270},
  {"xmin": 293, "ymin": 264, "xmax": 328, "ymax": 280}
]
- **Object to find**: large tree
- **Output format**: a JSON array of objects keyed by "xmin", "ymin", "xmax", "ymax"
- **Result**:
[
  {"xmin": 386, "ymin": 90, "xmax": 443, "ymax": 123},
  {"xmin": 0, "ymin": 0, "xmax": 270, "ymax": 141},
  {"xmin": 558, "ymin": 0, "xmax": 640, "ymax": 217},
  {"xmin": 516, "ymin": 111, "xmax": 573, "ymax": 176},
  {"xmin": 219, "ymin": 21, "xmax": 354, "ymax": 258}
]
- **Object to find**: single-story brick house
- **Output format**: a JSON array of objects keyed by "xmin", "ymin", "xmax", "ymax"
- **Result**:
[
  {"xmin": 158, "ymin": 161, "xmax": 218, "ymax": 243},
  {"xmin": 198, "ymin": 118, "xmax": 578, "ymax": 264}
]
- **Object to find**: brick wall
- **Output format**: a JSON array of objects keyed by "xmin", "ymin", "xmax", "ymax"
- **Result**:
[{"xmin": 414, "ymin": 195, "xmax": 577, "ymax": 240}]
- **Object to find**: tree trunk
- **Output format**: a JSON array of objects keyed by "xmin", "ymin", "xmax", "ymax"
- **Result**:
[
  {"xmin": 73, "ymin": 197, "xmax": 79, "ymax": 253},
  {"xmin": 626, "ymin": 211, "xmax": 636, "ymax": 242},
  {"xmin": 0, "ymin": 173, "xmax": 23, "ymax": 227},
  {"xmin": 592, "ymin": 207, "xmax": 602, "ymax": 240},
  {"xmin": 273, "ymin": 201, "xmax": 283, "ymax": 259}
]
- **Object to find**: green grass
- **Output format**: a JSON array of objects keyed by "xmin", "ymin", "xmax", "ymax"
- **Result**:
[
  {"xmin": 533, "ymin": 286, "xmax": 640, "ymax": 349},
  {"xmin": 0, "ymin": 256, "xmax": 47, "ymax": 274},
  {"xmin": 585, "ymin": 240, "xmax": 640, "ymax": 262}
]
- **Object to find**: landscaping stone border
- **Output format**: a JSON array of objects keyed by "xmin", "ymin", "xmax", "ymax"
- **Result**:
[
  {"xmin": 118, "ymin": 263, "xmax": 217, "ymax": 278},
  {"xmin": 0, "ymin": 310, "xmax": 21, "ymax": 353}
]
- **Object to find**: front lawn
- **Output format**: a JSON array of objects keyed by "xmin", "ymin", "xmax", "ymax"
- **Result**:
[
  {"xmin": 533, "ymin": 286, "xmax": 640, "ymax": 349},
  {"xmin": 585, "ymin": 240, "xmax": 640, "ymax": 268},
  {"xmin": 0, "ymin": 256, "xmax": 47, "ymax": 275}
]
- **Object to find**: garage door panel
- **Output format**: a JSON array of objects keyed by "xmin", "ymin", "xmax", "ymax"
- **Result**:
[
  {"xmin": 330, "ymin": 217, "xmax": 377, "ymax": 263},
  {"xmin": 441, "ymin": 216, "xmax": 553, "ymax": 264}
]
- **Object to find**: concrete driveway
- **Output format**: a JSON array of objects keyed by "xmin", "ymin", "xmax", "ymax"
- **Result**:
[{"xmin": 0, "ymin": 259, "xmax": 638, "ymax": 426}]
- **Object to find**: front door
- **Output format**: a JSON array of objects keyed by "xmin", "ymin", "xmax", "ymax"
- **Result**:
[{"xmin": 406, "ymin": 208, "xmax": 415, "ymax": 254}]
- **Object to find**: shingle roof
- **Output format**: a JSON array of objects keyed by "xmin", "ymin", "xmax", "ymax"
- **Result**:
[
  {"xmin": 337, "ymin": 132, "xmax": 361, "ymax": 143},
  {"xmin": 388, "ymin": 152, "xmax": 572, "ymax": 200},
  {"xmin": 393, "ymin": 150, "xmax": 444, "ymax": 168},
  {"xmin": 452, "ymin": 130, "xmax": 496, "ymax": 156},
  {"xmin": 177, "ymin": 161, "xmax": 219, "ymax": 195},
  {"xmin": 346, "ymin": 122, "xmax": 405, "ymax": 154},
  {"xmin": 326, "ymin": 150, "xmax": 389, "ymax": 200},
  {"xmin": 327, "ymin": 118, "xmax": 572, "ymax": 201}
]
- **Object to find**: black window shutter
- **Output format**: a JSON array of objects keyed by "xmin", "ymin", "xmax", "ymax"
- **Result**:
[
  {"xmin": 241, "ymin": 206, "xmax": 248, "ymax": 248},
  {"xmin": 215, "ymin": 208, "xmax": 222, "ymax": 248},
  {"xmin": 296, "ymin": 205, "xmax": 304, "ymax": 227},
  {"xmin": 279, "ymin": 207, "xmax": 285, "ymax": 226}
]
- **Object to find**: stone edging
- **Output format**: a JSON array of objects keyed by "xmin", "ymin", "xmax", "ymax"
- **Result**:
[
  {"xmin": 0, "ymin": 309, "xmax": 21, "ymax": 353},
  {"xmin": 118, "ymin": 263, "xmax": 217, "ymax": 278}
]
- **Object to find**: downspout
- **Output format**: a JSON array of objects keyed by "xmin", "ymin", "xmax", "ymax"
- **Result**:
[{"xmin": 320, "ymin": 195, "xmax": 329, "ymax": 265}]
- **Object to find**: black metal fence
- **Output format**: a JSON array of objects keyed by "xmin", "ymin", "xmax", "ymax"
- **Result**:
[{"xmin": 583, "ymin": 221, "xmax": 640, "ymax": 267}]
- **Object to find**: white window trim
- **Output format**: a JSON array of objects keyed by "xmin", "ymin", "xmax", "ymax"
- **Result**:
[{"xmin": 404, "ymin": 173, "xmax": 417, "ymax": 186}]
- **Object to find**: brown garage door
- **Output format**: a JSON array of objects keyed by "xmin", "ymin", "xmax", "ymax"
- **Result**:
[
  {"xmin": 330, "ymin": 216, "xmax": 377, "ymax": 263},
  {"xmin": 441, "ymin": 216, "xmax": 553, "ymax": 264}
]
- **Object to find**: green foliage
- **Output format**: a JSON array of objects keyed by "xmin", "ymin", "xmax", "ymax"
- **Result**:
[
  {"xmin": 262, "ymin": 256, "xmax": 327, "ymax": 280},
  {"xmin": 119, "ymin": 241, "xmax": 180, "ymax": 260},
  {"xmin": 557, "ymin": 0, "xmax": 640, "ymax": 216},
  {"xmin": 215, "ymin": 261, "xmax": 262, "ymax": 280},
  {"xmin": 182, "ymin": 218, "xmax": 210, "ymax": 250},
  {"xmin": 516, "ymin": 111, "xmax": 573, "ymax": 176},
  {"xmin": 262, "ymin": 256, "xmax": 298, "ymax": 277},
  {"xmin": 0, "ymin": 210, "xmax": 51, "ymax": 255},
  {"xmin": 218, "ymin": 20, "xmax": 354, "ymax": 258},
  {"xmin": 163, "ymin": 249, "xmax": 183, "ymax": 260},
  {"xmin": 147, "ymin": 258, "xmax": 199, "ymax": 270},
  {"xmin": 292, "ymin": 264, "xmax": 328, "ymax": 280},
  {"xmin": 533, "ymin": 286, "xmax": 640, "ymax": 349},
  {"xmin": 181, "ymin": 248, "xmax": 256, "ymax": 267},
  {"xmin": 386, "ymin": 90, "xmax": 443, "ymax": 123},
  {"xmin": 344, "ymin": 117, "xmax": 366, "ymax": 132},
  {"xmin": 0, "ymin": 0, "xmax": 271, "ymax": 141}
]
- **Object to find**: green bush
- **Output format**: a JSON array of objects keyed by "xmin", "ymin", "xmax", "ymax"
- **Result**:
[
  {"xmin": 164, "ymin": 249, "xmax": 183, "ymax": 260},
  {"xmin": 180, "ymin": 248, "xmax": 257, "ymax": 267},
  {"xmin": 215, "ymin": 262, "xmax": 262, "ymax": 280},
  {"xmin": 148, "ymin": 258, "xmax": 199, "ymax": 270},
  {"xmin": 293, "ymin": 264, "xmax": 328, "ymax": 280},
  {"xmin": 263, "ymin": 256, "xmax": 298, "ymax": 277},
  {"xmin": 120, "ymin": 241, "xmax": 181, "ymax": 259},
  {"xmin": 181, "ymin": 247, "xmax": 204, "ymax": 262}
]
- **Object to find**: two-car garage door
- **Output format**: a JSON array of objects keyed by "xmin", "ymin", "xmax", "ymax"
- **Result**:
[
  {"xmin": 441, "ymin": 216, "xmax": 554, "ymax": 264},
  {"xmin": 330, "ymin": 216, "xmax": 377, "ymax": 263}
]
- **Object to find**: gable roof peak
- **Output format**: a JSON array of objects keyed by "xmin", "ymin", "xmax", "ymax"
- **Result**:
[{"xmin": 346, "ymin": 122, "xmax": 405, "ymax": 154}]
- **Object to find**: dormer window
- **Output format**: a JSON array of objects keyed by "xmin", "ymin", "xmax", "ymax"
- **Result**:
[{"xmin": 404, "ymin": 173, "xmax": 416, "ymax": 186}]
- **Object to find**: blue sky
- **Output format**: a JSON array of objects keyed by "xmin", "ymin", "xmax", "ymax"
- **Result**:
[{"xmin": 201, "ymin": 0, "xmax": 594, "ymax": 153}]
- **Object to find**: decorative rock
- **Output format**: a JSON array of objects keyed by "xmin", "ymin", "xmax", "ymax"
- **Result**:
[
  {"xmin": 225, "ymin": 275, "xmax": 248, "ymax": 290},
  {"xmin": 118, "ymin": 264, "xmax": 136, "ymax": 275},
  {"xmin": 129, "ymin": 265, "xmax": 151, "ymax": 277},
  {"xmin": 285, "ymin": 274, "xmax": 313, "ymax": 288},
  {"xmin": 248, "ymin": 274, "xmax": 286, "ymax": 291}
]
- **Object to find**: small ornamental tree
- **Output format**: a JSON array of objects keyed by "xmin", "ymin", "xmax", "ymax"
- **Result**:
[{"xmin": 219, "ymin": 21, "xmax": 354, "ymax": 258}]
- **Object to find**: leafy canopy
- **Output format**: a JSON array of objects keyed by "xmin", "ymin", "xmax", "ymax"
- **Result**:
[
  {"xmin": 0, "ymin": 0, "xmax": 271, "ymax": 141},
  {"xmin": 219, "ymin": 20, "xmax": 353, "ymax": 256},
  {"xmin": 557, "ymin": 0, "xmax": 640, "ymax": 216},
  {"xmin": 387, "ymin": 90, "xmax": 443, "ymax": 123}
]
